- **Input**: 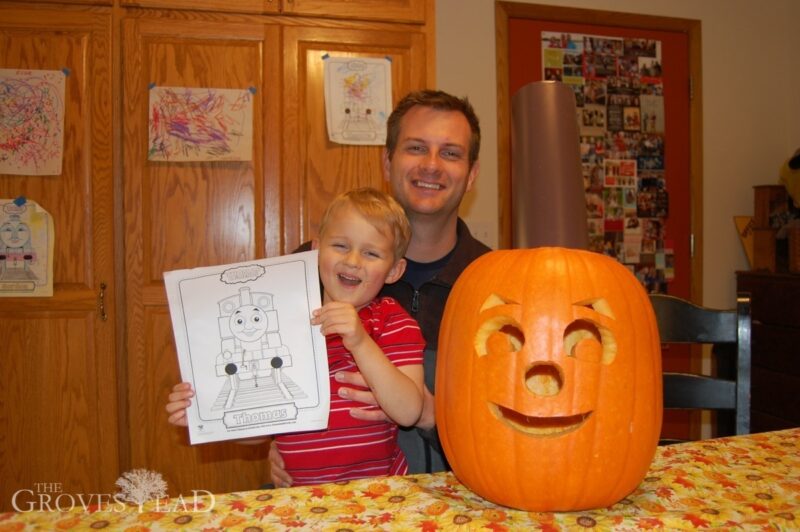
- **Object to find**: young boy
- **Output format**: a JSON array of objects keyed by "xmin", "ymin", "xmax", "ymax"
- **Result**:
[{"xmin": 166, "ymin": 188, "xmax": 425, "ymax": 485}]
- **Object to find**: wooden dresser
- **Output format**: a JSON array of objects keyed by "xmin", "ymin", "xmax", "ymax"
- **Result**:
[{"xmin": 736, "ymin": 271, "xmax": 800, "ymax": 432}]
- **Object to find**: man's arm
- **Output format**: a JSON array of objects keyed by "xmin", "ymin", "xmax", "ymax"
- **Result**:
[
  {"xmin": 417, "ymin": 386, "xmax": 436, "ymax": 430},
  {"xmin": 268, "ymin": 440, "xmax": 292, "ymax": 487}
]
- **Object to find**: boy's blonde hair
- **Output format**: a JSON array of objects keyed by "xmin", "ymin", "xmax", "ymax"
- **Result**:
[{"xmin": 318, "ymin": 187, "xmax": 411, "ymax": 261}]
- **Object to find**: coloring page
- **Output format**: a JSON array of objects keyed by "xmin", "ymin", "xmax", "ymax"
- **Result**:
[
  {"xmin": 0, "ymin": 69, "xmax": 65, "ymax": 176},
  {"xmin": 164, "ymin": 251, "xmax": 328, "ymax": 444},
  {"xmin": 323, "ymin": 56, "xmax": 392, "ymax": 146},
  {"xmin": 148, "ymin": 85, "xmax": 254, "ymax": 162},
  {"xmin": 0, "ymin": 198, "xmax": 54, "ymax": 297}
]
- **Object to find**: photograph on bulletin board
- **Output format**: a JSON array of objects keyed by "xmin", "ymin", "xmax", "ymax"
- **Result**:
[{"xmin": 542, "ymin": 31, "xmax": 672, "ymax": 294}]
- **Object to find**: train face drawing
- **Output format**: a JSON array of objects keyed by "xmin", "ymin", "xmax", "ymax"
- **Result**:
[{"xmin": 214, "ymin": 286, "xmax": 305, "ymax": 410}]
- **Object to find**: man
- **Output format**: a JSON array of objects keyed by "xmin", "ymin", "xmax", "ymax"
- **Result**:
[{"xmin": 268, "ymin": 89, "xmax": 491, "ymax": 484}]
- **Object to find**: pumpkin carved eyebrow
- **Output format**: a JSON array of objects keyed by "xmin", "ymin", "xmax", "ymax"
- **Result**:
[
  {"xmin": 479, "ymin": 292, "xmax": 519, "ymax": 313},
  {"xmin": 574, "ymin": 298, "xmax": 616, "ymax": 320}
]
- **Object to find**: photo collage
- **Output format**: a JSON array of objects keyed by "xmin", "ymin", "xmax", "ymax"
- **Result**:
[{"xmin": 543, "ymin": 31, "xmax": 672, "ymax": 293}]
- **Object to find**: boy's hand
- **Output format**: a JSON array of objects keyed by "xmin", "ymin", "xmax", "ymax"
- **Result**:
[
  {"xmin": 165, "ymin": 382, "xmax": 194, "ymax": 427},
  {"xmin": 311, "ymin": 302, "xmax": 367, "ymax": 351}
]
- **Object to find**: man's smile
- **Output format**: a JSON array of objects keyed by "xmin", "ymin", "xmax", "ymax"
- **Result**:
[{"xmin": 413, "ymin": 180, "xmax": 444, "ymax": 190}]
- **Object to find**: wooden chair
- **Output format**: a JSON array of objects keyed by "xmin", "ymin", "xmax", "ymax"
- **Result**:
[{"xmin": 649, "ymin": 293, "xmax": 752, "ymax": 438}]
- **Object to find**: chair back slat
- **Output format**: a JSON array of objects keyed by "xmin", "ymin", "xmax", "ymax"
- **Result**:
[
  {"xmin": 649, "ymin": 293, "xmax": 751, "ymax": 440},
  {"xmin": 649, "ymin": 295, "xmax": 737, "ymax": 343},
  {"xmin": 662, "ymin": 373, "xmax": 736, "ymax": 409}
]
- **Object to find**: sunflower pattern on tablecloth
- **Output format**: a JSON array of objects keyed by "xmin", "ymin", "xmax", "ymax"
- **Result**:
[{"xmin": 1, "ymin": 429, "xmax": 798, "ymax": 531}]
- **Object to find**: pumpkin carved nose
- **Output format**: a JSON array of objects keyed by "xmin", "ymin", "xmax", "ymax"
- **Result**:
[{"xmin": 525, "ymin": 363, "xmax": 562, "ymax": 396}]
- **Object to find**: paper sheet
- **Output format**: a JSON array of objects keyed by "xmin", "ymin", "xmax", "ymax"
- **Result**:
[
  {"xmin": 0, "ymin": 199, "xmax": 54, "ymax": 297},
  {"xmin": 164, "ymin": 251, "xmax": 329, "ymax": 444},
  {"xmin": 323, "ymin": 56, "xmax": 392, "ymax": 145},
  {"xmin": 0, "ymin": 68, "xmax": 65, "ymax": 176},
  {"xmin": 148, "ymin": 86, "xmax": 254, "ymax": 162}
]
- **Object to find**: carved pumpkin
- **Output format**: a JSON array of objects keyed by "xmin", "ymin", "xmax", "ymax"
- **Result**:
[{"xmin": 435, "ymin": 247, "xmax": 662, "ymax": 511}]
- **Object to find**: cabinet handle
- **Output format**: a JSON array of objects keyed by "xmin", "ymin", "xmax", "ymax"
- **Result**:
[{"xmin": 98, "ymin": 282, "xmax": 108, "ymax": 322}]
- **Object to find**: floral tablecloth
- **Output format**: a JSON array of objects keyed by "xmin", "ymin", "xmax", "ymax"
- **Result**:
[{"xmin": 2, "ymin": 428, "xmax": 798, "ymax": 530}]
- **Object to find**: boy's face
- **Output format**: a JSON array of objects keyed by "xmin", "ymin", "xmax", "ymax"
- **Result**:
[
  {"xmin": 313, "ymin": 205, "xmax": 406, "ymax": 310},
  {"xmin": 383, "ymin": 105, "xmax": 478, "ymax": 220}
]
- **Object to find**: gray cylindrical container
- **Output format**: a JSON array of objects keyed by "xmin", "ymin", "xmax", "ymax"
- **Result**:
[{"xmin": 511, "ymin": 81, "xmax": 589, "ymax": 249}]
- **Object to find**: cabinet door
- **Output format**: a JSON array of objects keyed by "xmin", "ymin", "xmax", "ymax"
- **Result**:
[
  {"xmin": 120, "ymin": 0, "xmax": 279, "ymax": 14},
  {"xmin": 0, "ymin": 5, "xmax": 117, "ymax": 511},
  {"xmin": 282, "ymin": 24, "xmax": 431, "ymax": 250},
  {"xmin": 22, "ymin": 0, "xmax": 112, "ymax": 4},
  {"xmin": 122, "ymin": 13, "xmax": 281, "ymax": 496},
  {"xmin": 282, "ymin": 0, "xmax": 429, "ymax": 23}
]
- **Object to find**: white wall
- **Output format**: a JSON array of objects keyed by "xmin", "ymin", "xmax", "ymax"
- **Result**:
[{"xmin": 437, "ymin": 0, "xmax": 800, "ymax": 307}]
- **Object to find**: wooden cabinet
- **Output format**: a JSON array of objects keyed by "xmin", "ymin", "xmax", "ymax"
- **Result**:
[
  {"xmin": 283, "ymin": 0, "xmax": 428, "ymax": 23},
  {"xmin": 0, "ymin": 4, "xmax": 118, "ymax": 508},
  {"xmin": 22, "ymin": 0, "xmax": 112, "ymax": 5},
  {"xmin": 120, "ymin": 0, "xmax": 279, "ymax": 14},
  {"xmin": 0, "ymin": 0, "xmax": 433, "ymax": 510},
  {"xmin": 118, "ymin": 0, "xmax": 426, "ymax": 21},
  {"xmin": 736, "ymin": 271, "xmax": 800, "ymax": 432}
]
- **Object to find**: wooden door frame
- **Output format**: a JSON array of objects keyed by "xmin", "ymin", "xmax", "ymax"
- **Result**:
[{"xmin": 495, "ymin": 1, "xmax": 703, "ymax": 303}]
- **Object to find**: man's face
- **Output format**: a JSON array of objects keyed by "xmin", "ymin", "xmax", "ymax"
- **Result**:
[{"xmin": 384, "ymin": 106, "xmax": 478, "ymax": 219}]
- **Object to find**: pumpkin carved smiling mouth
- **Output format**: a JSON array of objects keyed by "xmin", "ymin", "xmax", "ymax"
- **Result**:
[{"xmin": 489, "ymin": 403, "xmax": 592, "ymax": 437}]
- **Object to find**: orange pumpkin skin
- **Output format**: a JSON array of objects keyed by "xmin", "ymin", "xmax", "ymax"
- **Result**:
[{"xmin": 435, "ymin": 248, "xmax": 662, "ymax": 512}]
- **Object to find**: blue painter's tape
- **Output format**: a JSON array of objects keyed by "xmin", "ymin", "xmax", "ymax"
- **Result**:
[
  {"xmin": 62, "ymin": 68, "xmax": 71, "ymax": 76},
  {"xmin": 13, "ymin": 196, "xmax": 27, "ymax": 207},
  {"xmin": 148, "ymin": 82, "xmax": 157, "ymax": 90}
]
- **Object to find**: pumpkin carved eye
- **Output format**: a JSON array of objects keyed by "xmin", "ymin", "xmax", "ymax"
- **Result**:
[
  {"xmin": 474, "ymin": 293, "xmax": 524, "ymax": 357},
  {"xmin": 477, "ymin": 320, "xmax": 524, "ymax": 357},
  {"xmin": 564, "ymin": 320, "xmax": 602, "ymax": 362},
  {"xmin": 563, "ymin": 299, "xmax": 617, "ymax": 365}
]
